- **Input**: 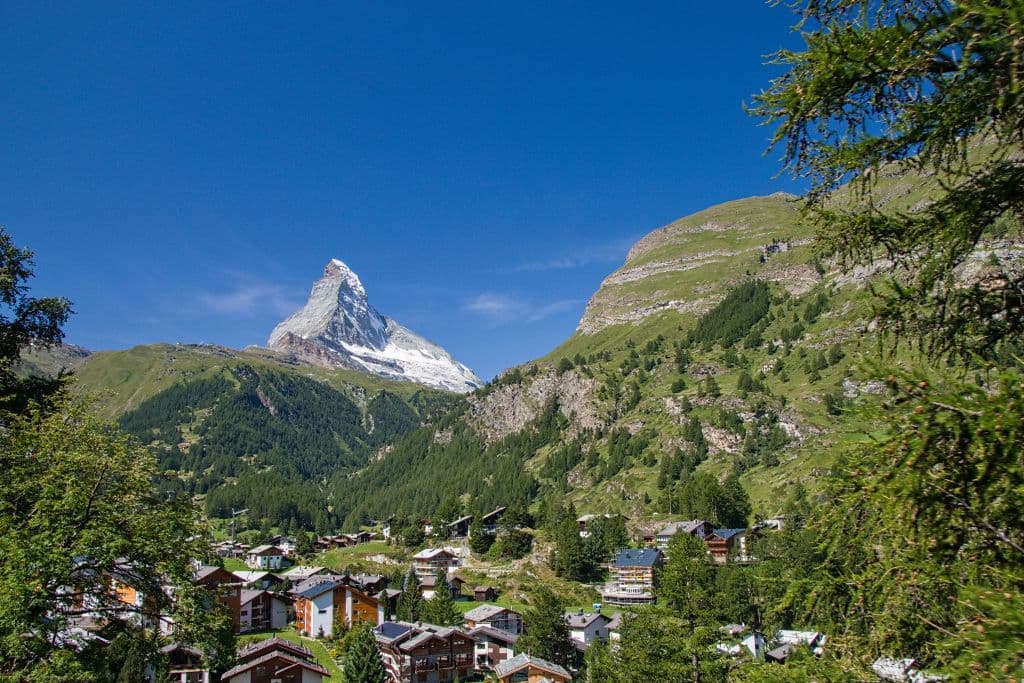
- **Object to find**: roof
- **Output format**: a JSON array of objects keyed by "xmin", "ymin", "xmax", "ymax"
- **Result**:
[
  {"xmin": 240, "ymin": 588, "xmax": 265, "ymax": 605},
  {"xmin": 412, "ymin": 547, "xmax": 456, "ymax": 560},
  {"xmin": 280, "ymin": 565, "xmax": 325, "ymax": 579},
  {"xmin": 657, "ymin": 519, "xmax": 707, "ymax": 536},
  {"xmin": 494, "ymin": 653, "xmax": 571, "ymax": 679},
  {"xmin": 464, "ymin": 604, "xmax": 510, "ymax": 622},
  {"xmin": 221, "ymin": 651, "xmax": 328, "ymax": 680},
  {"xmin": 247, "ymin": 544, "xmax": 283, "ymax": 555},
  {"xmin": 232, "ymin": 570, "xmax": 275, "ymax": 583},
  {"xmin": 194, "ymin": 565, "xmax": 237, "ymax": 583},
  {"xmin": 295, "ymin": 580, "xmax": 342, "ymax": 600},
  {"xmin": 606, "ymin": 612, "xmax": 624, "ymax": 630},
  {"xmin": 474, "ymin": 585, "xmax": 497, "ymax": 592},
  {"xmin": 468, "ymin": 625, "xmax": 519, "ymax": 644},
  {"xmin": 448, "ymin": 514, "xmax": 473, "ymax": 527},
  {"xmin": 612, "ymin": 548, "xmax": 662, "ymax": 568},
  {"xmin": 480, "ymin": 506, "xmax": 506, "ymax": 522},
  {"xmin": 159, "ymin": 642, "xmax": 203, "ymax": 657},
  {"xmin": 373, "ymin": 621, "xmax": 474, "ymax": 652},
  {"xmin": 710, "ymin": 528, "xmax": 747, "ymax": 540},
  {"xmin": 375, "ymin": 621, "xmax": 413, "ymax": 642},
  {"xmin": 564, "ymin": 611, "xmax": 609, "ymax": 629},
  {"xmin": 236, "ymin": 637, "xmax": 312, "ymax": 663}
]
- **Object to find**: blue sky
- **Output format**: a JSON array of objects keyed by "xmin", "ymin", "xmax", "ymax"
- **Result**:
[{"xmin": 2, "ymin": 2, "xmax": 805, "ymax": 381}]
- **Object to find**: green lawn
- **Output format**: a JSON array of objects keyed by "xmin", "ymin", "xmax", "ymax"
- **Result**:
[
  {"xmin": 222, "ymin": 557, "xmax": 248, "ymax": 572},
  {"xmin": 238, "ymin": 627, "xmax": 342, "ymax": 681}
]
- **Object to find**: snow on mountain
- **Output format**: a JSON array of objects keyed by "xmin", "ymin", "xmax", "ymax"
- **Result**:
[{"xmin": 268, "ymin": 259, "xmax": 482, "ymax": 393}]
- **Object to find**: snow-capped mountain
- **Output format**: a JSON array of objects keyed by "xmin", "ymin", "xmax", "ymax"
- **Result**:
[{"xmin": 268, "ymin": 259, "xmax": 482, "ymax": 393}]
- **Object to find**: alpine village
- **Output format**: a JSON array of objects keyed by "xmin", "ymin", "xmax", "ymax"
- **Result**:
[{"xmin": 2, "ymin": 3, "xmax": 1023, "ymax": 682}]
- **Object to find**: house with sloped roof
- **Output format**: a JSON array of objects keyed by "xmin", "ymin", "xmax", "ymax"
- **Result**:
[
  {"xmin": 157, "ymin": 642, "xmax": 210, "ymax": 683},
  {"xmin": 705, "ymin": 528, "xmax": 749, "ymax": 564},
  {"xmin": 245, "ymin": 544, "xmax": 285, "ymax": 570},
  {"xmin": 564, "ymin": 610, "xmax": 610, "ymax": 648},
  {"xmin": 655, "ymin": 519, "xmax": 712, "ymax": 550},
  {"xmin": 493, "ymin": 653, "xmax": 572, "ymax": 682},
  {"xmin": 601, "ymin": 548, "xmax": 663, "ymax": 606},
  {"xmin": 412, "ymin": 548, "xmax": 459, "ymax": 579},
  {"xmin": 463, "ymin": 604, "xmax": 524, "ymax": 635},
  {"xmin": 220, "ymin": 649, "xmax": 328, "ymax": 683},
  {"xmin": 467, "ymin": 625, "xmax": 518, "ymax": 673},
  {"xmin": 373, "ymin": 621, "xmax": 475, "ymax": 683},
  {"xmin": 238, "ymin": 588, "xmax": 290, "ymax": 632}
]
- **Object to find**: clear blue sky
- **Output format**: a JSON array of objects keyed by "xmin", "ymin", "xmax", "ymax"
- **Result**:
[{"xmin": 3, "ymin": 2, "xmax": 805, "ymax": 381}]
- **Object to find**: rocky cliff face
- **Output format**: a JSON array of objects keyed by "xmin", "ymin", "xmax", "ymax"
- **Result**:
[
  {"xmin": 268, "ymin": 259, "xmax": 482, "ymax": 393},
  {"xmin": 467, "ymin": 368, "xmax": 604, "ymax": 441}
]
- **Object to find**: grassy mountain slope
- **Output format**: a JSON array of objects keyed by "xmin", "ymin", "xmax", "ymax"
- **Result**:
[
  {"xmin": 51, "ymin": 343, "xmax": 460, "ymax": 531},
  {"xmin": 71, "ymin": 343, "xmax": 442, "ymax": 418}
]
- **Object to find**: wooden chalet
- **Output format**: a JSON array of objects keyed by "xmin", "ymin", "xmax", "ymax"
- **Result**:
[
  {"xmin": 159, "ymin": 642, "xmax": 210, "ymax": 683},
  {"xmin": 493, "ymin": 653, "xmax": 572, "ymax": 683},
  {"xmin": 473, "ymin": 585, "xmax": 498, "ymax": 602},
  {"xmin": 705, "ymin": 528, "xmax": 749, "ymax": 564},
  {"xmin": 373, "ymin": 621, "xmax": 475, "ymax": 683}
]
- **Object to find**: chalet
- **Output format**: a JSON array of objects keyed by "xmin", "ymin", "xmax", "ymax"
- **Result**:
[
  {"xmin": 468, "ymin": 625, "xmax": 518, "ymax": 673},
  {"xmin": 493, "ymin": 653, "xmax": 572, "ymax": 683},
  {"xmin": 480, "ymin": 506, "xmax": 506, "ymax": 533},
  {"xmin": 564, "ymin": 610, "xmax": 610, "ymax": 647},
  {"xmin": 294, "ymin": 579, "xmax": 388, "ymax": 637},
  {"xmin": 412, "ymin": 548, "xmax": 459, "ymax": 580},
  {"xmin": 601, "ymin": 548, "xmax": 663, "ymax": 606},
  {"xmin": 463, "ymin": 604, "xmax": 524, "ymax": 635},
  {"xmin": 193, "ymin": 565, "xmax": 242, "ymax": 632},
  {"xmin": 294, "ymin": 581, "xmax": 345, "ymax": 637},
  {"xmin": 373, "ymin": 621, "xmax": 475, "ymax": 683},
  {"xmin": 419, "ymin": 572, "xmax": 464, "ymax": 600},
  {"xmin": 246, "ymin": 545, "xmax": 285, "ymax": 570},
  {"xmin": 267, "ymin": 535, "xmax": 297, "ymax": 556},
  {"xmin": 238, "ymin": 589, "xmax": 290, "ymax": 632},
  {"xmin": 235, "ymin": 637, "xmax": 316, "ymax": 664},
  {"xmin": 220, "ymin": 641, "xmax": 328, "ymax": 683},
  {"xmin": 473, "ymin": 586, "xmax": 498, "ymax": 602},
  {"xmin": 576, "ymin": 513, "xmax": 613, "ymax": 537},
  {"xmin": 655, "ymin": 519, "xmax": 712, "ymax": 550},
  {"xmin": 447, "ymin": 515, "xmax": 473, "ymax": 538},
  {"xmin": 705, "ymin": 528, "xmax": 749, "ymax": 564},
  {"xmin": 158, "ymin": 642, "xmax": 210, "ymax": 683}
]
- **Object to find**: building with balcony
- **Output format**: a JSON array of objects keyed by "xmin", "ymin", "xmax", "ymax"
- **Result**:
[
  {"xmin": 373, "ymin": 621, "xmax": 475, "ymax": 683},
  {"xmin": 601, "ymin": 548, "xmax": 663, "ymax": 606}
]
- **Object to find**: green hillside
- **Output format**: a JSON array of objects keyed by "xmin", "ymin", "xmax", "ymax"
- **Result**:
[{"xmin": 55, "ymin": 343, "xmax": 460, "ymax": 531}]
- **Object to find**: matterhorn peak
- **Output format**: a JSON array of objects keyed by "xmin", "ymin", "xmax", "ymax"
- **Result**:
[{"xmin": 267, "ymin": 259, "xmax": 482, "ymax": 393}]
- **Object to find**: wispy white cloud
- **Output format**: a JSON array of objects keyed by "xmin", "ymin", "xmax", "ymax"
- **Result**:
[
  {"xmin": 465, "ymin": 292, "xmax": 581, "ymax": 325},
  {"xmin": 195, "ymin": 279, "xmax": 302, "ymax": 318},
  {"xmin": 504, "ymin": 237, "xmax": 636, "ymax": 273}
]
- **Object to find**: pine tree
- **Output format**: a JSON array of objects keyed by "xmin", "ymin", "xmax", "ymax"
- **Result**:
[
  {"xmin": 395, "ymin": 567, "xmax": 421, "ymax": 622},
  {"xmin": 421, "ymin": 568, "xmax": 461, "ymax": 626},
  {"xmin": 342, "ymin": 623, "xmax": 386, "ymax": 683},
  {"xmin": 516, "ymin": 587, "xmax": 574, "ymax": 667},
  {"xmin": 468, "ymin": 516, "xmax": 493, "ymax": 555}
]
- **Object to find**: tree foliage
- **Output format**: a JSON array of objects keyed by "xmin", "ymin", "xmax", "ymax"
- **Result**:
[
  {"xmin": 751, "ymin": 0, "xmax": 1024, "ymax": 359},
  {"xmin": 750, "ymin": 2, "xmax": 1024, "ymax": 675},
  {"xmin": 516, "ymin": 587, "xmax": 574, "ymax": 668},
  {"xmin": 342, "ymin": 622, "xmax": 387, "ymax": 683}
]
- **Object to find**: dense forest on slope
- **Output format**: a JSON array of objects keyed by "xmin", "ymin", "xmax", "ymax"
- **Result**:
[{"xmin": 98, "ymin": 351, "xmax": 458, "ymax": 532}]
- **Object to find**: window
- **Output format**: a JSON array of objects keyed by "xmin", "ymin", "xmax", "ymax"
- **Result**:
[{"xmin": 318, "ymin": 609, "xmax": 327, "ymax": 614}]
